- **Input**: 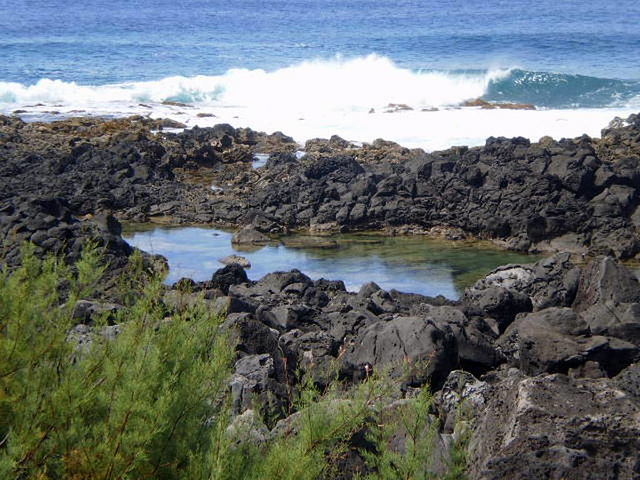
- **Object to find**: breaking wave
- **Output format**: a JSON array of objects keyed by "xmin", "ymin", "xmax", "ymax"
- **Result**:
[{"xmin": 2, "ymin": 54, "xmax": 639, "ymax": 116}]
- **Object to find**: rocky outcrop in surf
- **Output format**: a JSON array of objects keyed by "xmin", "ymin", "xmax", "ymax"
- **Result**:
[{"xmin": 213, "ymin": 115, "xmax": 640, "ymax": 260}]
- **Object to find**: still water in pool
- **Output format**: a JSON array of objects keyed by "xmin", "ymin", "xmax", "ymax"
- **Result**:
[{"xmin": 124, "ymin": 227, "xmax": 540, "ymax": 300}]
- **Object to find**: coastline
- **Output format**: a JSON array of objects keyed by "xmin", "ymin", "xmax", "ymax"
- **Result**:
[
  {"xmin": 2, "ymin": 111, "xmax": 638, "ymax": 260},
  {"xmin": 6, "ymin": 103, "xmax": 638, "ymax": 153},
  {"xmin": 1, "ymin": 111, "xmax": 640, "ymax": 477}
]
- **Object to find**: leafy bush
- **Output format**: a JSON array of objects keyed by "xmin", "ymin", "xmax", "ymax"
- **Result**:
[
  {"xmin": 361, "ymin": 386, "xmax": 438, "ymax": 480},
  {"xmin": 0, "ymin": 246, "xmax": 234, "ymax": 479},
  {"xmin": 0, "ymin": 245, "xmax": 469, "ymax": 479}
]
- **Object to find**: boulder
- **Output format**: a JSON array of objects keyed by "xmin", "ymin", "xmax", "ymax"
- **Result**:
[
  {"xmin": 279, "ymin": 329, "xmax": 338, "ymax": 386},
  {"xmin": 425, "ymin": 305, "xmax": 502, "ymax": 375},
  {"xmin": 230, "ymin": 354, "xmax": 289, "ymax": 421},
  {"xmin": 573, "ymin": 256, "xmax": 640, "ymax": 309},
  {"xmin": 462, "ymin": 285, "xmax": 532, "ymax": 332},
  {"xmin": 434, "ymin": 370, "xmax": 489, "ymax": 434},
  {"xmin": 342, "ymin": 316, "xmax": 458, "ymax": 388},
  {"xmin": 573, "ymin": 256, "xmax": 640, "ymax": 344},
  {"xmin": 219, "ymin": 254, "xmax": 251, "ymax": 268},
  {"xmin": 468, "ymin": 369, "xmax": 640, "ymax": 479},
  {"xmin": 231, "ymin": 225, "xmax": 273, "ymax": 245},
  {"xmin": 210, "ymin": 264, "xmax": 249, "ymax": 294},
  {"xmin": 497, "ymin": 307, "xmax": 639, "ymax": 376},
  {"xmin": 469, "ymin": 254, "xmax": 581, "ymax": 311}
]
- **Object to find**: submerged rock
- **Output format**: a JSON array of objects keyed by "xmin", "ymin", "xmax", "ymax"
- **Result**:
[
  {"xmin": 231, "ymin": 225, "xmax": 274, "ymax": 246},
  {"xmin": 219, "ymin": 254, "xmax": 251, "ymax": 268}
]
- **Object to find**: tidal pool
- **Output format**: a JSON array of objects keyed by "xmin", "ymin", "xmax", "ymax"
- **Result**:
[{"xmin": 123, "ymin": 227, "xmax": 540, "ymax": 300}]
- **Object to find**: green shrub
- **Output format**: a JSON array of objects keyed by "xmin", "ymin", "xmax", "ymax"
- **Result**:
[
  {"xmin": 361, "ymin": 386, "xmax": 439, "ymax": 480},
  {"xmin": 251, "ymin": 372, "xmax": 395, "ymax": 480},
  {"xmin": 0, "ymin": 245, "xmax": 469, "ymax": 479},
  {"xmin": 0, "ymin": 245, "xmax": 234, "ymax": 479}
]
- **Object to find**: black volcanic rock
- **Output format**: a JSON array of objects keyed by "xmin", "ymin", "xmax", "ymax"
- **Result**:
[
  {"xmin": 467, "ymin": 369, "xmax": 640, "ymax": 479},
  {"xmin": 0, "ymin": 195, "xmax": 163, "ymax": 292},
  {"xmin": 3, "ymin": 113, "xmax": 640, "ymax": 476},
  {"xmin": 210, "ymin": 264, "xmax": 249, "ymax": 294},
  {"xmin": 2, "ymin": 114, "xmax": 639, "ymax": 257}
]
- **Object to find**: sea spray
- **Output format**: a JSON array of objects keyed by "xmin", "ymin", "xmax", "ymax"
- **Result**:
[
  {"xmin": 0, "ymin": 55, "xmax": 512, "ymax": 111},
  {"xmin": 1, "ymin": 55, "xmax": 638, "ymax": 152}
]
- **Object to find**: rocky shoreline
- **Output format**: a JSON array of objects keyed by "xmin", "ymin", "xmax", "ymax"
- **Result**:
[
  {"xmin": 2, "ymin": 113, "xmax": 640, "ymax": 477},
  {"xmin": 2, "ymin": 113, "xmax": 639, "ymax": 259}
]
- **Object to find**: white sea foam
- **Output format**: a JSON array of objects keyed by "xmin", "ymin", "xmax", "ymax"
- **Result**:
[
  {"xmin": 0, "ymin": 55, "xmax": 637, "ymax": 151},
  {"xmin": 0, "ymin": 55, "xmax": 509, "ymax": 109}
]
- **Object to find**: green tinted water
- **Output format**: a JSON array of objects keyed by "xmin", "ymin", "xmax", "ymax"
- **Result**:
[{"xmin": 123, "ymin": 227, "xmax": 540, "ymax": 300}]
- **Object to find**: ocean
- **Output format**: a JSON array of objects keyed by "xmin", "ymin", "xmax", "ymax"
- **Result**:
[{"xmin": 1, "ymin": 0, "xmax": 639, "ymax": 150}]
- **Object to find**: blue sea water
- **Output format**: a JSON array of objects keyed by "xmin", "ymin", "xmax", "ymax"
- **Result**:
[
  {"xmin": 2, "ymin": 0, "xmax": 640, "ymax": 84},
  {"xmin": 1, "ymin": 0, "xmax": 639, "ymax": 148}
]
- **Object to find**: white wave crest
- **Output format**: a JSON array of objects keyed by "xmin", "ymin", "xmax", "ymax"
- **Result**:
[
  {"xmin": 3, "ymin": 55, "xmax": 636, "ymax": 153},
  {"xmin": 0, "ymin": 54, "xmax": 510, "ymax": 112}
]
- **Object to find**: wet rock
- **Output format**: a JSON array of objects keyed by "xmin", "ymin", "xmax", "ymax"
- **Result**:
[
  {"xmin": 462, "ymin": 98, "xmax": 536, "ymax": 110},
  {"xmin": 231, "ymin": 225, "xmax": 273, "ymax": 245},
  {"xmin": 281, "ymin": 236, "xmax": 339, "ymax": 249},
  {"xmin": 219, "ymin": 254, "xmax": 251, "ymax": 268}
]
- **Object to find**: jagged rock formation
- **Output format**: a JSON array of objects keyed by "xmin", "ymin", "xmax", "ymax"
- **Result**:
[
  {"xmin": 2, "ymin": 113, "xmax": 640, "ymax": 477},
  {"xmin": 1, "ymin": 113, "xmax": 639, "ymax": 258}
]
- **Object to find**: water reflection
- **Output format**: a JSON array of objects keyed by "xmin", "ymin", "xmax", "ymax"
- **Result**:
[
  {"xmin": 252, "ymin": 154, "xmax": 270, "ymax": 168},
  {"xmin": 123, "ymin": 227, "xmax": 539, "ymax": 300}
]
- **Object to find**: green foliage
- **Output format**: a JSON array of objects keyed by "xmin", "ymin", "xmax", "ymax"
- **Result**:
[
  {"xmin": 252, "ymin": 372, "xmax": 394, "ymax": 480},
  {"xmin": 0, "ymin": 245, "xmax": 470, "ymax": 480},
  {"xmin": 442, "ymin": 407, "xmax": 471, "ymax": 480},
  {"xmin": 112, "ymin": 249, "xmax": 159, "ymax": 307},
  {"xmin": 0, "ymin": 246, "xmax": 234, "ymax": 479},
  {"xmin": 69, "ymin": 240, "xmax": 107, "ymax": 300},
  {"xmin": 361, "ymin": 387, "xmax": 439, "ymax": 480}
]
